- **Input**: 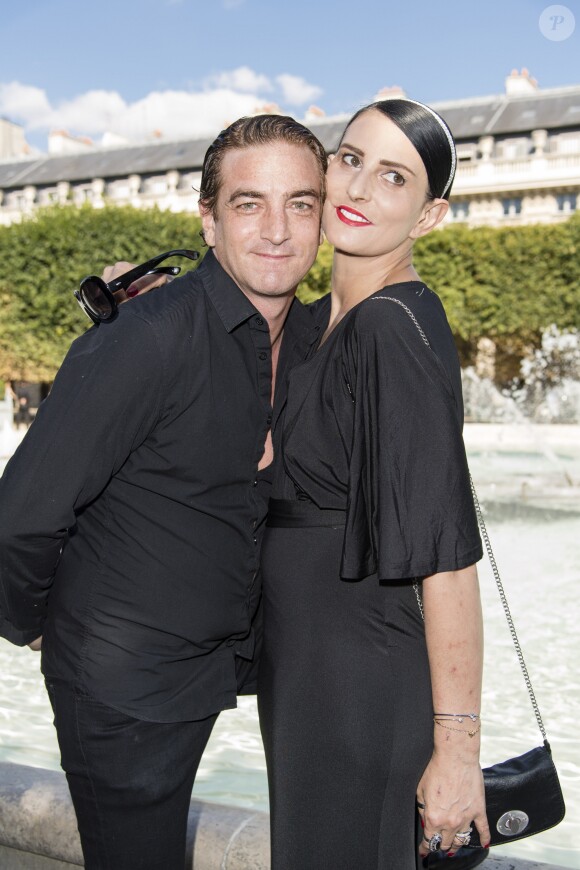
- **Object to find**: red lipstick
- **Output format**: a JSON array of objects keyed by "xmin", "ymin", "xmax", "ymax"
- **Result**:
[{"xmin": 335, "ymin": 205, "xmax": 372, "ymax": 227}]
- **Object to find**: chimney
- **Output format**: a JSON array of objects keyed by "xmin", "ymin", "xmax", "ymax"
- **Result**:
[
  {"xmin": 505, "ymin": 68, "xmax": 539, "ymax": 97},
  {"xmin": 48, "ymin": 130, "xmax": 94, "ymax": 155},
  {"xmin": 253, "ymin": 102, "xmax": 283, "ymax": 116},
  {"xmin": 373, "ymin": 85, "xmax": 406, "ymax": 101},
  {"xmin": 304, "ymin": 105, "xmax": 326, "ymax": 123},
  {"xmin": 0, "ymin": 118, "xmax": 30, "ymax": 159}
]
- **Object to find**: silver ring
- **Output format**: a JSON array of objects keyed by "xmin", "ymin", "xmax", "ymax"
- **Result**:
[
  {"xmin": 453, "ymin": 828, "xmax": 472, "ymax": 846},
  {"xmin": 428, "ymin": 833, "xmax": 443, "ymax": 852}
]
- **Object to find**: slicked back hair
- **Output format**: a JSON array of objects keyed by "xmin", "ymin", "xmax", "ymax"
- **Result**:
[
  {"xmin": 199, "ymin": 114, "xmax": 328, "ymax": 217},
  {"xmin": 343, "ymin": 100, "xmax": 456, "ymax": 201}
]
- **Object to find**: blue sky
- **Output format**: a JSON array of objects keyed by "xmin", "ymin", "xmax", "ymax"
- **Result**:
[{"xmin": 1, "ymin": 0, "xmax": 578, "ymax": 151}]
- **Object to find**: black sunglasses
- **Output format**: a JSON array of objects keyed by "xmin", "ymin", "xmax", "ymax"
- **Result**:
[{"xmin": 74, "ymin": 248, "xmax": 200, "ymax": 324}]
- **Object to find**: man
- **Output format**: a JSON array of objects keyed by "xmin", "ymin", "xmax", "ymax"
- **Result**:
[{"xmin": 0, "ymin": 114, "xmax": 326, "ymax": 869}]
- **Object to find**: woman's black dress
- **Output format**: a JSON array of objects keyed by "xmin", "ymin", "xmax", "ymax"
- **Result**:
[{"xmin": 258, "ymin": 283, "xmax": 483, "ymax": 870}]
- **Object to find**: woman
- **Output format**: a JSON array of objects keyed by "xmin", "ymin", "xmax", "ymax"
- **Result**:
[{"xmin": 258, "ymin": 99, "xmax": 491, "ymax": 869}]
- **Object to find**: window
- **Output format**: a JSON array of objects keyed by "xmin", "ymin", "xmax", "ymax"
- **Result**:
[
  {"xmin": 556, "ymin": 193, "xmax": 577, "ymax": 213},
  {"xmin": 456, "ymin": 144, "xmax": 477, "ymax": 163},
  {"xmin": 502, "ymin": 197, "xmax": 522, "ymax": 216},
  {"xmin": 107, "ymin": 180, "xmax": 130, "ymax": 199},
  {"xmin": 39, "ymin": 189, "xmax": 58, "ymax": 205},
  {"xmin": 75, "ymin": 187, "xmax": 93, "ymax": 203},
  {"xmin": 451, "ymin": 201, "xmax": 470, "ymax": 221},
  {"xmin": 144, "ymin": 176, "xmax": 168, "ymax": 195},
  {"xmin": 556, "ymin": 134, "xmax": 580, "ymax": 154}
]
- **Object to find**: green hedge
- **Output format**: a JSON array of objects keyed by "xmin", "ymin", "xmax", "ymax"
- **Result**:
[
  {"xmin": 0, "ymin": 206, "xmax": 204, "ymax": 381},
  {"xmin": 1, "ymin": 206, "xmax": 579, "ymax": 385},
  {"xmin": 298, "ymin": 214, "xmax": 580, "ymax": 383}
]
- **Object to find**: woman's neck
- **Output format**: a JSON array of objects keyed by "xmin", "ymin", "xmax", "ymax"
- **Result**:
[{"xmin": 322, "ymin": 247, "xmax": 420, "ymax": 341}]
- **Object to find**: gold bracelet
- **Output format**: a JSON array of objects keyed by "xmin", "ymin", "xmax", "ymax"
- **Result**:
[{"xmin": 434, "ymin": 718, "xmax": 481, "ymax": 738}]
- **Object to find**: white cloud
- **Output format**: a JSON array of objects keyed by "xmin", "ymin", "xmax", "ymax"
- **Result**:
[
  {"xmin": 0, "ymin": 72, "xmax": 325, "ymax": 148},
  {"xmin": 117, "ymin": 89, "xmax": 261, "ymax": 140},
  {"xmin": 205, "ymin": 66, "xmax": 273, "ymax": 94},
  {"xmin": 51, "ymin": 90, "xmax": 128, "ymax": 135},
  {"xmin": 0, "ymin": 82, "xmax": 126, "ymax": 134},
  {"xmin": 0, "ymin": 82, "xmax": 52, "ymax": 128},
  {"xmin": 276, "ymin": 74, "xmax": 323, "ymax": 106},
  {"xmin": 0, "ymin": 83, "xmax": 263, "ymax": 143}
]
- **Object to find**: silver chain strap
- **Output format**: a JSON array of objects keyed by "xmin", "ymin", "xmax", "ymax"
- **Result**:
[
  {"xmin": 372, "ymin": 296, "xmax": 431, "ymax": 346},
  {"xmin": 373, "ymin": 294, "xmax": 548, "ymax": 742},
  {"xmin": 469, "ymin": 477, "xmax": 547, "ymax": 741}
]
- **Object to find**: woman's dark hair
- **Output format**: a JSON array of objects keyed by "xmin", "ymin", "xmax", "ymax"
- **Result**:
[{"xmin": 342, "ymin": 99, "xmax": 456, "ymax": 201}]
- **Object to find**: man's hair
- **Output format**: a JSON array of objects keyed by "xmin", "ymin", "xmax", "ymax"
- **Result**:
[{"xmin": 199, "ymin": 115, "xmax": 327, "ymax": 216}]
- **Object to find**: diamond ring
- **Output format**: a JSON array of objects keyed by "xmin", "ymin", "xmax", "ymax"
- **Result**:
[{"xmin": 428, "ymin": 833, "xmax": 443, "ymax": 852}]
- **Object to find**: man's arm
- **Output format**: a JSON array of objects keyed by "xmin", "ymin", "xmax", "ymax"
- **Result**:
[{"xmin": 0, "ymin": 311, "xmax": 164, "ymax": 644}]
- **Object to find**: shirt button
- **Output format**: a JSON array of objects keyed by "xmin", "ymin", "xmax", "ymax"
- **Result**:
[
  {"xmin": 253, "ymin": 537, "xmax": 258, "ymax": 545},
  {"xmin": 255, "ymin": 317, "xmax": 264, "ymax": 326},
  {"xmin": 258, "ymin": 351, "xmax": 268, "ymax": 360},
  {"xmin": 251, "ymin": 479, "xmax": 258, "ymax": 487},
  {"xmin": 266, "ymin": 414, "xmax": 272, "ymax": 425}
]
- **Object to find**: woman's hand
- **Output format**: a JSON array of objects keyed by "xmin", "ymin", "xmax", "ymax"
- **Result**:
[
  {"xmin": 416, "ymin": 750, "xmax": 489, "ymax": 857},
  {"xmin": 419, "ymin": 564, "xmax": 490, "ymax": 856},
  {"xmin": 101, "ymin": 261, "xmax": 172, "ymax": 304}
]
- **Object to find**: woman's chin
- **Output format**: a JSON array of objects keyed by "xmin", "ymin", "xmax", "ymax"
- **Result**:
[{"xmin": 324, "ymin": 224, "xmax": 366, "ymax": 254}]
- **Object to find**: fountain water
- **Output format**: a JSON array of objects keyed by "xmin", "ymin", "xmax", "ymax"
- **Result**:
[{"xmin": 463, "ymin": 325, "xmax": 580, "ymax": 426}]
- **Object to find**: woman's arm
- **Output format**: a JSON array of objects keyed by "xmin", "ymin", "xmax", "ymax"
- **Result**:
[{"xmin": 416, "ymin": 564, "xmax": 491, "ymax": 857}]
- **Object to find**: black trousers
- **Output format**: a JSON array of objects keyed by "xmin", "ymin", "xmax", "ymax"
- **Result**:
[{"xmin": 46, "ymin": 680, "xmax": 218, "ymax": 870}]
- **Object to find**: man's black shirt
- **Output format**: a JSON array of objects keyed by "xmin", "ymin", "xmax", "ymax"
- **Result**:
[{"xmin": 0, "ymin": 250, "xmax": 319, "ymax": 722}]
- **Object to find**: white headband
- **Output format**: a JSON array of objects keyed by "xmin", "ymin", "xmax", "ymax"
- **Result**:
[{"xmin": 390, "ymin": 98, "xmax": 457, "ymax": 197}]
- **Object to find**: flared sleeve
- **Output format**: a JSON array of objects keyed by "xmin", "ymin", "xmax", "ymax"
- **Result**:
[{"xmin": 340, "ymin": 297, "xmax": 482, "ymax": 581}]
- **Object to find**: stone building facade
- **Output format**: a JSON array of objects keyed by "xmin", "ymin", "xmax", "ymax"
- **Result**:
[{"xmin": 0, "ymin": 70, "xmax": 578, "ymax": 228}]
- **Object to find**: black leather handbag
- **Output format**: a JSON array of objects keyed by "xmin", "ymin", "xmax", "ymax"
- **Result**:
[
  {"xmin": 471, "ymin": 743, "xmax": 566, "ymax": 848},
  {"xmin": 375, "ymin": 295, "xmax": 567, "ymax": 853}
]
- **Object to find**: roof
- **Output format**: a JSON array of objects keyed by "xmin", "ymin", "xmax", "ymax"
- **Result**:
[
  {"xmin": 1, "ymin": 84, "xmax": 579, "ymax": 191},
  {"xmin": 430, "ymin": 84, "xmax": 580, "ymax": 139},
  {"xmin": 0, "ymin": 136, "xmax": 216, "ymax": 190}
]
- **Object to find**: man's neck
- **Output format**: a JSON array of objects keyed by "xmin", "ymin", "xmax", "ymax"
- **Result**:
[
  {"xmin": 250, "ymin": 293, "xmax": 295, "ymax": 347},
  {"xmin": 210, "ymin": 248, "xmax": 296, "ymax": 347}
]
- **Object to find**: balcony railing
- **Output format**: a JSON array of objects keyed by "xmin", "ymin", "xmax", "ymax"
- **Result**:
[{"xmin": 454, "ymin": 151, "xmax": 580, "ymax": 192}]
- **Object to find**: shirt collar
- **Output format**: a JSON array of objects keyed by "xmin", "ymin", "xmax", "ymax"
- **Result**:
[
  {"xmin": 198, "ymin": 249, "xmax": 258, "ymax": 333},
  {"xmin": 284, "ymin": 293, "xmax": 322, "ymax": 343},
  {"xmin": 197, "ymin": 248, "xmax": 322, "ymax": 349}
]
